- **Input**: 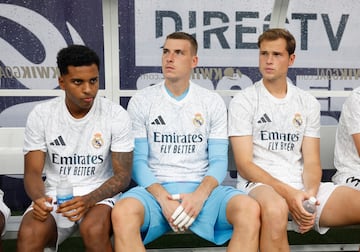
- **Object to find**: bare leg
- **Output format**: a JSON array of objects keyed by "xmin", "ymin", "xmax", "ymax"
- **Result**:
[
  {"xmin": 226, "ymin": 194, "xmax": 260, "ymax": 252},
  {"xmin": 112, "ymin": 198, "xmax": 146, "ymax": 252},
  {"xmin": 250, "ymin": 186, "xmax": 290, "ymax": 252},
  {"xmin": 79, "ymin": 204, "xmax": 113, "ymax": 252},
  {"xmin": 320, "ymin": 186, "xmax": 360, "ymax": 227},
  {"xmin": 17, "ymin": 211, "xmax": 57, "ymax": 252}
]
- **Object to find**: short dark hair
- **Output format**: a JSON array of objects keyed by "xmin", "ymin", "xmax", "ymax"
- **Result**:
[
  {"xmin": 166, "ymin": 32, "xmax": 198, "ymax": 55},
  {"xmin": 56, "ymin": 44, "xmax": 100, "ymax": 75},
  {"xmin": 258, "ymin": 28, "xmax": 296, "ymax": 56}
]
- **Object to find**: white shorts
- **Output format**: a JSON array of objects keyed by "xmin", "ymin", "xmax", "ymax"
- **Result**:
[
  {"xmin": 332, "ymin": 172, "xmax": 360, "ymax": 190},
  {"xmin": 0, "ymin": 191, "xmax": 10, "ymax": 236},
  {"xmin": 237, "ymin": 181, "xmax": 338, "ymax": 234},
  {"xmin": 24, "ymin": 197, "xmax": 116, "ymax": 252}
]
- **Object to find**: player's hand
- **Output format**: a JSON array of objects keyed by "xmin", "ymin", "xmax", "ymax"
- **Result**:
[
  {"xmin": 157, "ymin": 194, "xmax": 183, "ymax": 232},
  {"xmin": 169, "ymin": 193, "xmax": 202, "ymax": 231},
  {"xmin": 171, "ymin": 203, "xmax": 196, "ymax": 230},
  {"xmin": 287, "ymin": 190, "xmax": 317, "ymax": 233},
  {"xmin": 32, "ymin": 197, "xmax": 53, "ymax": 222},
  {"xmin": 56, "ymin": 195, "xmax": 91, "ymax": 222}
]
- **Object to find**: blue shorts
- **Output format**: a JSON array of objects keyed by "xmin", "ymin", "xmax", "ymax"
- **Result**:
[{"xmin": 120, "ymin": 182, "xmax": 245, "ymax": 245}]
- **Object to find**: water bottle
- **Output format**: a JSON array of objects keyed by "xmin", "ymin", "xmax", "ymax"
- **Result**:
[
  {"xmin": 302, "ymin": 196, "xmax": 317, "ymax": 214},
  {"xmin": 291, "ymin": 197, "xmax": 317, "ymax": 232},
  {"xmin": 56, "ymin": 174, "xmax": 74, "ymax": 228}
]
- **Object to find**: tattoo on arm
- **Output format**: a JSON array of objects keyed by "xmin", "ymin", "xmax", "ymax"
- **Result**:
[{"xmin": 87, "ymin": 151, "xmax": 133, "ymax": 206}]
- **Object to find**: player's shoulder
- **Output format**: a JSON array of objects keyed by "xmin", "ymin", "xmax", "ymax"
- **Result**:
[
  {"xmin": 348, "ymin": 86, "xmax": 360, "ymax": 100},
  {"xmin": 290, "ymin": 83, "xmax": 318, "ymax": 103},
  {"xmin": 231, "ymin": 82, "xmax": 259, "ymax": 104},
  {"xmin": 342, "ymin": 86, "xmax": 360, "ymax": 108},
  {"xmin": 31, "ymin": 97, "xmax": 62, "ymax": 113},
  {"xmin": 190, "ymin": 81, "xmax": 222, "ymax": 101},
  {"xmin": 97, "ymin": 97, "xmax": 129, "ymax": 116},
  {"xmin": 134, "ymin": 82, "xmax": 163, "ymax": 98}
]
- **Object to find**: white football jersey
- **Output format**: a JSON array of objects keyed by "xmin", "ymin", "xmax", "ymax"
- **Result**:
[
  {"xmin": 127, "ymin": 81, "xmax": 227, "ymax": 183},
  {"xmin": 228, "ymin": 80, "xmax": 320, "ymax": 189},
  {"xmin": 23, "ymin": 96, "xmax": 134, "ymax": 196},
  {"xmin": 333, "ymin": 87, "xmax": 360, "ymax": 183}
]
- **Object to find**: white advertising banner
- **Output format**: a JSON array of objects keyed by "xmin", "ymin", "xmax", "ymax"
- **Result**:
[{"xmin": 133, "ymin": 0, "xmax": 360, "ymax": 68}]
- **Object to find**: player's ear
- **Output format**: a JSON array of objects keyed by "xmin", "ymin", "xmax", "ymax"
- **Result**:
[{"xmin": 191, "ymin": 55, "xmax": 198, "ymax": 68}]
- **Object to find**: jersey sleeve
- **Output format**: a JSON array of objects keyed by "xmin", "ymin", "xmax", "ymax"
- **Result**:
[
  {"xmin": 23, "ymin": 104, "xmax": 47, "ymax": 154},
  {"xmin": 304, "ymin": 94, "xmax": 321, "ymax": 138},
  {"xmin": 110, "ymin": 106, "xmax": 134, "ymax": 152},
  {"xmin": 208, "ymin": 93, "xmax": 228, "ymax": 140},
  {"xmin": 342, "ymin": 90, "xmax": 360, "ymax": 135},
  {"xmin": 228, "ymin": 91, "xmax": 254, "ymax": 137},
  {"xmin": 127, "ymin": 93, "xmax": 148, "ymax": 139}
]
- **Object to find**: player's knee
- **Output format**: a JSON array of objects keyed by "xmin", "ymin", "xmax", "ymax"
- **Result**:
[
  {"xmin": 228, "ymin": 195, "xmax": 261, "ymax": 228},
  {"xmin": 18, "ymin": 221, "xmax": 53, "ymax": 249},
  {"xmin": 112, "ymin": 198, "xmax": 143, "ymax": 230},
  {"xmin": 261, "ymin": 197, "xmax": 288, "ymax": 226},
  {"xmin": 17, "ymin": 224, "xmax": 34, "ymax": 243},
  {"xmin": 80, "ymin": 218, "xmax": 110, "ymax": 243}
]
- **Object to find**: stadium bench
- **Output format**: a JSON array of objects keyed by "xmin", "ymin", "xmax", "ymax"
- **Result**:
[{"xmin": 1, "ymin": 126, "xmax": 360, "ymax": 251}]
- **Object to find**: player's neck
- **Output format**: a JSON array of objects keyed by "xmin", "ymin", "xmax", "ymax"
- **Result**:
[
  {"xmin": 263, "ymin": 79, "xmax": 287, "ymax": 98},
  {"xmin": 164, "ymin": 80, "xmax": 190, "ymax": 98},
  {"xmin": 65, "ymin": 101, "xmax": 91, "ymax": 119}
]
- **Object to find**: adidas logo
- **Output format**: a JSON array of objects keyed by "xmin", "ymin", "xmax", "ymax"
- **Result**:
[
  {"xmin": 151, "ymin": 115, "xmax": 166, "ymax": 125},
  {"xmin": 50, "ymin": 136, "xmax": 66, "ymax": 146},
  {"xmin": 257, "ymin": 113, "xmax": 272, "ymax": 123}
]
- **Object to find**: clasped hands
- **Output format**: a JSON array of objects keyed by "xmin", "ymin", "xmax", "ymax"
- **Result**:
[
  {"xmin": 169, "ymin": 194, "xmax": 196, "ymax": 232},
  {"xmin": 32, "ymin": 196, "xmax": 88, "ymax": 222}
]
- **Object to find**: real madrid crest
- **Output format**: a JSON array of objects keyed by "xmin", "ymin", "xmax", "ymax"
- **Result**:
[
  {"xmin": 292, "ymin": 113, "xmax": 303, "ymax": 128},
  {"xmin": 92, "ymin": 133, "xmax": 104, "ymax": 149},
  {"xmin": 193, "ymin": 113, "xmax": 204, "ymax": 127}
]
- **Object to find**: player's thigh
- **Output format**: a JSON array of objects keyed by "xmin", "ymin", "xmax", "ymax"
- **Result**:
[
  {"xmin": 320, "ymin": 185, "xmax": 360, "ymax": 226},
  {"xmin": 250, "ymin": 185, "xmax": 288, "ymax": 215},
  {"xmin": 18, "ymin": 210, "xmax": 57, "ymax": 243},
  {"xmin": 80, "ymin": 204, "xmax": 112, "ymax": 233}
]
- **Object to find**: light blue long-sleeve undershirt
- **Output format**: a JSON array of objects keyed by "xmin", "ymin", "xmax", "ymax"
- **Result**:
[{"xmin": 132, "ymin": 138, "xmax": 228, "ymax": 188}]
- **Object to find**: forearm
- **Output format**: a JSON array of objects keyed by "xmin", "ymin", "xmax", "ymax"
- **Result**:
[
  {"xmin": 240, "ymin": 161, "xmax": 293, "ymax": 198},
  {"xmin": 193, "ymin": 176, "xmax": 218, "ymax": 202},
  {"xmin": 302, "ymin": 165, "xmax": 321, "ymax": 196},
  {"xmin": 147, "ymin": 183, "xmax": 170, "ymax": 205},
  {"xmin": 85, "ymin": 174, "xmax": 130, "ymax": 206},
  {"xmin": 85, "ymin": 151, "xmax": 133, "ymax": 206},
  {"xmin": 24, "ymin": 151, "xmax": 47, "ymax": 201},
  {"xmin": 24, "ymin": 171, "xmax": 46, "ymax": 201},
  {"xmin": 232, "ymin": 136, "xmax": 292, "ymax": 197},
  {"xmin": 302, "ymin": 137, "xmax": 322, "ymax": 196}
]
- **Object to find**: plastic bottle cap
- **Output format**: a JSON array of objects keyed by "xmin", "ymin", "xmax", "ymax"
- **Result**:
[{"xmin": 308, "ymin": 196, "xmax": 317, "ymax": 204}]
